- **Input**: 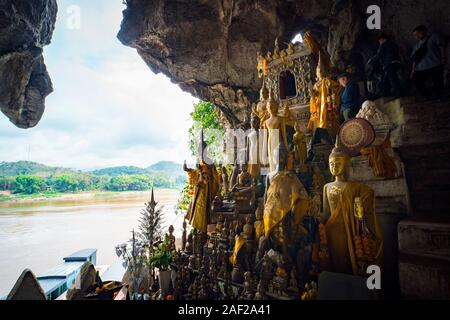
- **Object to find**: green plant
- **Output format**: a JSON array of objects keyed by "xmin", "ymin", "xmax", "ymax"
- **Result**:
[
  {"xmin": 148, "ymin": 235, "xmax": 173, "ymax": 271},
  {"xmin": 188, "ymin": 101, "xmax": 224, "ymax": 163}
]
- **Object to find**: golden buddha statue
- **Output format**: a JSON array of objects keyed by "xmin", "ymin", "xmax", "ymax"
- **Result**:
[
  {"xmin": 242, "ymin": 216, "xmax": 254, "ymax": 240},
  {"xmin": 264, "ymin": 144, "xmax": 309, "ymax": 255},
  {"xmin": 321, "ymin": 141, "xmax": 383, "ymax": 276},
  {"xmin": 254, "ymin": 204, "xmax": 264, "ymax": 241},
  {"xmin": 263, "ymin": 91, "xmax": 290, "ymax": 173},
  {"xmin": 254, "ymin": 82, "xmax": 269, "ymax": 128},
  {"xmin": 307, "ymin": 51, "xmax": 341, "ymax": 137},
  {"xmin": 292, "ymin": 123, "xmax": 307, "ymax": 172},
  {"xmin": 231, "ymin": 164, "xmax": 256, "ymax": 213},
  {"xmin": 184, "ymin": 141, "xmax": 221, "ymax": 233}
]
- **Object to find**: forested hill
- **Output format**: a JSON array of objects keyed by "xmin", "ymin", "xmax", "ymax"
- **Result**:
[
  {"xmin": 0, "ymin": 161, "xmax": 184, "ymax": 177},
  {"xmin": 0, "ymin": 161, "xmax": 74, "ymax": 176},
  {"xmin": 91, "ymin": 161, "xmax": 184, "ymax": 176},
  {"xmin": 0, "ymin": 161, "xmax": 186, "ymax": 195}
]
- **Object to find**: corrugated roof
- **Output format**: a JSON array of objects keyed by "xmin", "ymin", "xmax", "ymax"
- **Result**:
[
  {"xmin": 37, "ymin": 261, "xmax": 84, "ymax": 278},
  {"xmin": 63, "ymin": 248, "xmax": 97, "ymax": 262},
  {"xmin": 38, "ymin": 278, "xmax": 66, "ymax": 294}
]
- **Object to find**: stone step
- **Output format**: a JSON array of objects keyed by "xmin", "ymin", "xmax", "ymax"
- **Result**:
[
  {"xmin": 398, "ymin": 253, "xmax": 450, "ymax": 300},
  {"xmin": 398, "ymin": 216, "xmax": 450, "ymax": 261}
]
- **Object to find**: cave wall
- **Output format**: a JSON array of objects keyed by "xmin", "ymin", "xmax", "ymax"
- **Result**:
[
  {"xmin": 0, "ymin": 0, "xmax": 57, "ymax": 128},
  {"xmin": 118, "ymin": 0, "xmax": 450, "ymax": 127}
]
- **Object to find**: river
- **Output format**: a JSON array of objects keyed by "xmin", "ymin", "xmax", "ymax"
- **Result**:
[{"xmin": 0, "ymin": 189, "xmax": 183, "ymax": 297}]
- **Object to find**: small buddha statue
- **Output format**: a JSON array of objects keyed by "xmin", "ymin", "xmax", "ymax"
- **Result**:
[
  {"xmin": 167, "ymin": 225, "xmax": 176, "ymax": 253},
  {"xmin": 260, "ymin": 253, "xmax": 274, "ymax": 286},
  {"xmin": 240, "ymin": 272, "xmax": 255, "ymax": 300},
  {"xmin": 220, "ymin": 165, "xmax": 230, "ymax": 197},
  {"xmin": 254, "ymin": 204, "xmax": 264, "ymax": 241},
  {"xmin": 215, "ymin": 214, "xmax": 224, "ymax": 234},
  {"xmin": 242, "ymin": 216, "xmax": 254, "ymax": 241},
  {"xmin": 321, "ymin": 139, "xmax": 383, "ymax": 276},
  {"xmin": 272, "ymin": 255, "xmax": 288, "ymax": 295},
  {"xmin": 300, "ymin": 282, "xmax": 318, "ymax": 300},
  {"xmin": 254, "ymin": 280, "xmax": 267, "ymax": 300},
  {"xmin": 185, "ymin": 233, "xmax": 193, "ymax": 254},
  {"xmin": 223, "ymin": 271, "xmax": 234, "ymax": 299}
]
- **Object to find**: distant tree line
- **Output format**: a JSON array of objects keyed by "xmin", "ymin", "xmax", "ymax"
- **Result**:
[{"xmin": 0, "ymin": 173, "xmax": 186, "ymax": 195}]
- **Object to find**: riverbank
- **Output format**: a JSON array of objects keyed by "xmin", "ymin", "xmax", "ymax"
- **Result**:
[{"xmin": 0, "ymin": 189, "xmax": 181, "ymax": 205}]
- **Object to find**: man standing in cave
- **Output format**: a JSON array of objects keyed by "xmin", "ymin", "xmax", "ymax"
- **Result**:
[
  {"xmin": 338, "ymin": 73, "xmax": 361, "ymax": 123},
  {"xmin": 371, "ymin": 34, "xmax": 403, "ymax": 99},
  {"xmin": 410, "ymin": 25, "xmax": 447, "ymax": 101}
]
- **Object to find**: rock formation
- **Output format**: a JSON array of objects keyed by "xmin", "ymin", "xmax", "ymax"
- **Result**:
[
  {"xmin": 118, "ymin": 0, "xmax": 450, "ymax": 127},
  {"xmin": 6, "ymin": 269, "xmax": 46, "ymax": 300},
  {"xmin": 66, "ymin": 261, "xmax": 97, "ymax": 300},
  {"xmin": 0, "ymin": 0, "xmax": 57, "ymax": 128}
]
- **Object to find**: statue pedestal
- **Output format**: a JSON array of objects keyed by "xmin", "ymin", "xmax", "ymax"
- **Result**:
[{"xmin": 318, "ymin": 272, "xmax": 379, "ymax": 300}]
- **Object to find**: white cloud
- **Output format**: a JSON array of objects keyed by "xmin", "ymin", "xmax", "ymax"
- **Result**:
[{"xmin": 0, "ymin": 0, "xmax": 198, "ymax": 170}]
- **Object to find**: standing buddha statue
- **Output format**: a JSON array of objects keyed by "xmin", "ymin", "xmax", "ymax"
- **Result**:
[
  {"xmin": 263, "ymin": 90, "xmax": 290, "ymax": 173},
  {"xmin": 184, "ymin": 140, "xmax": 220, "ymax": 233},
  {"xmin": 321, "ymin": 140, "xmax": 383, "ymax": 275},
  {"xmin": 247, "ymin": 113, "xmax": 262, "ymax": 179},
  {"xmin": 254, "ymin": 81, "xmax": 270, "ymax": 128},
  {"xmin": 307, "ymin": 52, "xmax": 341, "ymax": 138},
  {"xmin": 292, "ymin": 123, "xmax": 308, "ymax": 172}
]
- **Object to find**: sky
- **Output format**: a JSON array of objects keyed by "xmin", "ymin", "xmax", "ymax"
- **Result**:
[{"xmin": 0, "ymin": 0, "xmax": 197, "ymax": 170}]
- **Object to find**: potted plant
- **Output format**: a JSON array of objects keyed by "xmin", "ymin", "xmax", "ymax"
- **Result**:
[{"xmin": 149, "ymin": 235, "xmax": 173, "ymax": 299}]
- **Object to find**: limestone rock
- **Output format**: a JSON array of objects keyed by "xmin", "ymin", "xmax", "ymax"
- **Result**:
[
  {"xmin": 66, "ymin": 262, "xmax": 96, "ymax": 300},
  {"xmin": 118, "ymin": 0, "xmax": 450, "ymax": 127},
  {"xmin": 0, "ymin": 0, "xmax": 57, "ymax": 128},
  {"xmin": 6, "ymin": 269, "xmax": 46, "ymax": 300}
]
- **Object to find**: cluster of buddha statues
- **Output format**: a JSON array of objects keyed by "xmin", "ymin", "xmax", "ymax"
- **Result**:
[
  {"xmin": 176, "ymin": 134, "xmax": 383, "ymax": 300},
  {"xmin": 174, "ymin": 35, "xmax": 385, "ymax": 300}
]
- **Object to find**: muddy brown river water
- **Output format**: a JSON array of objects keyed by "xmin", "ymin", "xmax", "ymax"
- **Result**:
[{"xmin": 0, "ymin": 189, "xmax": 182, "ymax": 297}]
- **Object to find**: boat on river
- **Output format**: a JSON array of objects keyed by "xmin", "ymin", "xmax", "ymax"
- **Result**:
[{"xmin": 36, "ymin": 249, "xmax": 98, "ymax": 300}]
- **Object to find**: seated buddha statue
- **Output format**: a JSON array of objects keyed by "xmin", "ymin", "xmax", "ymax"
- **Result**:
[
  {"xmin": 321, "ymin": 140, "xmax": 384, "ymax": 276},
  {"xmin": 231, "ymin": 164, "xmax": 256, "ymax": 213}
]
